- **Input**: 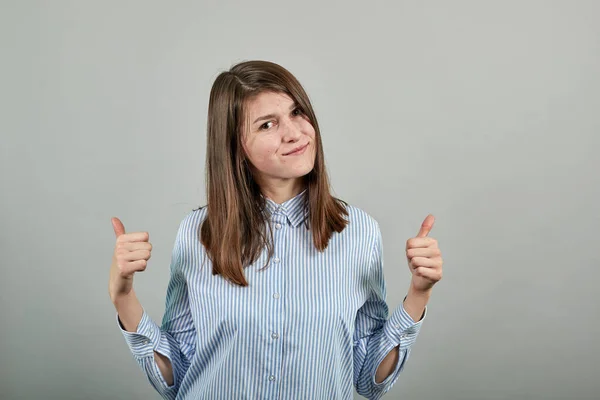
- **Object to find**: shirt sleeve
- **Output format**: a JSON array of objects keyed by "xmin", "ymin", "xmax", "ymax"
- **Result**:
[
  {"xmin": 116, "ymin": 218, "xmax": 196, "ymax": 400},
  {"xmin": 353, "ymin": 221, "xmax": 427, "ymax": 400}
]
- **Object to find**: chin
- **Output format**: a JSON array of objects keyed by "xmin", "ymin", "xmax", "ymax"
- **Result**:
[
  {"xmin": 279, "ymin": 166, "xmax": 314, "ymax": 180},
  {"xmin": 293, "ymin": 163, "xmax": 315, "ymax": 177}
]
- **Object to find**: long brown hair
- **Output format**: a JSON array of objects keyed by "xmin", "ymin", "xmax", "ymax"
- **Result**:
[{"xmin": 198, "ymin": 60, "xmax": 348, "ymax": 286}]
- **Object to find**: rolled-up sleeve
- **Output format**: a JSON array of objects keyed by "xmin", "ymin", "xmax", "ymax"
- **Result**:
[
  {"xmin": 117, "ymin": 219, "xmax": 196, "ymax": 400},
  {"xmin": 353, "ymin": 222, "xmax": 426, "ymax": 400}
]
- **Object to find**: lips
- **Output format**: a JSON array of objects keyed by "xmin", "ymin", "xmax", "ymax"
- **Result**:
[{"xmin": 284, "ymin": 143, "xmax": 308, "ymax": 156}]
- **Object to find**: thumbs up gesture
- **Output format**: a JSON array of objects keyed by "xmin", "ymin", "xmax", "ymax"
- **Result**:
[
  {"xmin": 405, "ymin": 214, "xmax": 443, "ymax": 293},
  {"xmin": 108, "ymin": 217, "xmax": 152, "ymax": 302}
]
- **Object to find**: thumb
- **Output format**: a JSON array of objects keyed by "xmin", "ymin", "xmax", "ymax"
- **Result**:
[
  {"xmin": 111, "ymin": 217, "xmax": 126, "ymax": 237},
  {"xmin": 417, "ymin": 214, "xmax": 435, "ymax": 238}
]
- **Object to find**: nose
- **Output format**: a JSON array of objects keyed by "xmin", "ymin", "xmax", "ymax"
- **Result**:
[{"xmin": 281, "ymin": 118, "xmax": 302, "ymax": 142}]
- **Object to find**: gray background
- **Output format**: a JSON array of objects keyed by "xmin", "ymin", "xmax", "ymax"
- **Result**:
[{"xmin": 1, "ymin": 1, "xmax": 598, "ymax": 399}]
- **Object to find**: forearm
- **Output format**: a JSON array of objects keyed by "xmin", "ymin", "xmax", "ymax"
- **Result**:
[
  {"xmin": 403, "ymin": 285, "xmax": 431, "ymax": 322},
  {"xmin": 113, "ymin": 291, "xmax": 174, "ymax": 386},
  {"xmin": 375, "ymin": 286, "xmax": 430, "ymax": 383},
  {"xmin": 113, "ymin": 290, "xmax": 143, "ymax": 332},
  {"xmin": 375, "ymin": 345, "xmax": 400, "ymax": 383}
]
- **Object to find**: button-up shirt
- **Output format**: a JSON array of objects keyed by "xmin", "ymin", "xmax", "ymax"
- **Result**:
[{"xmin": 117, "ymin": 189, "xmax": 426, "ymax": 399}]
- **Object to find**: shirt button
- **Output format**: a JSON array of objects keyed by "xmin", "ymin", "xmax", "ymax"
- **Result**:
[
  {"xmin": 269, "ymin": 375, "xmax": 276, "ymax": 382},
  {"xmin": 273, "ymin": 293, "xmax": 280, "ymax": 299},
  {"xmin": 275, "ymin": 223, "xmax": 282, "ymax": 229},
  {"xmin": 273, "ymin": 257, "xmax": 280, "ymax": 263},
  {"xmin": 143, "ymin": 339, "xmax": 149, "ymax": 345},
  {"xmin": 271, "ymin": 332, "xmax": 279, "ymax": 339},
  {"xmin": 401, "ymin": 333, "xmax": 408, "ymax": 338}
]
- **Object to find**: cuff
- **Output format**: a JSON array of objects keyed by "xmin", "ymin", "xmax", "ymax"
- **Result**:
[
  {"xmin": 383, "ymin": 301, "xmax": 426, "ymax": 350},
  {"xmin": 116, "ymin": 308, "xmax": 162, "ymax": 358}
]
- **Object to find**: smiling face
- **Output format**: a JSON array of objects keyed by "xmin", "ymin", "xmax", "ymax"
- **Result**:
[{"xmin": 241, "ymin": 91, "xmax": 316, "ymax": 195}]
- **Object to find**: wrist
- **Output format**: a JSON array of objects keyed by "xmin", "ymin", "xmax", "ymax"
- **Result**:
[
  {"xmin": 408, "ymin": 281, "xmax": 433, "ymax": 298},
  {"xmin": 403, "ymin": 284, "xmax": 431, "ymax": 322},
  {"xmin": 110, "ymin": 288, "xmax": 134, "ymax": 306}
]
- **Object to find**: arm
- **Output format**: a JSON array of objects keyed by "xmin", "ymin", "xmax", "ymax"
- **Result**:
[
  {"xmin": 353, "ymin": 222, "xmax": 426, "ymax": 400},
  {"xmin": 114, "ymin": 290, "xmax": 174, "ymax": 385},
  {"xmin": 374, "ymin": 287, "xmax": 429, "ymax": 383},
  {"xmin": 116, "ymin": 219, "xmax": 196, "ymax": 399}
]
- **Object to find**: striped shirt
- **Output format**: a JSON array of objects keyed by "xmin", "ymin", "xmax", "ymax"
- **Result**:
[{"xmin": 117, "ymin": 189, "xmax": 426, "ymax": 399}]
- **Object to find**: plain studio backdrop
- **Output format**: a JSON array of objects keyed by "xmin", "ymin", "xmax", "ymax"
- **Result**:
[{"xmin": 1, "ymin": 1, "xmax": 598, "ymax": 399}]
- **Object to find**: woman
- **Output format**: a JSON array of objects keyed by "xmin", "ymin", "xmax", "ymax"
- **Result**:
[{"xmin": 108, "ymin": 60, "xmax": 443, "ymax": 400}]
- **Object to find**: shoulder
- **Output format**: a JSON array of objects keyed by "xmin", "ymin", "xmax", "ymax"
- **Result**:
[
  {"xmin": 343, "ymin": 203, "xmax": 379, "ymax": 227},
  {"xmin": 178, "ymin": 205, "xmax": 207, "ymax": 234},
  {"xmin": 174, "ymin": 202, "xmax": 382, "ymax": 249},
  {"xmin": 172, "ymin": 206, "xmax": 208, "ymax": 252},
  {"xmin": 338, "ymin": 201, "xmax": 381, "ymax": 246}
]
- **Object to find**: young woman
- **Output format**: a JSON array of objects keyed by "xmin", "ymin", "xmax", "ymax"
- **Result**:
[{"xmin": 109, "ymin": 60, "xmax": 444, "ymax": 400}]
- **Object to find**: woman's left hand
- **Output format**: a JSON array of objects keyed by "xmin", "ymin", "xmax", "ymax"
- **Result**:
[{"xmin": 405, "ymin": 214, "xmax": 443, "ymax": 292}]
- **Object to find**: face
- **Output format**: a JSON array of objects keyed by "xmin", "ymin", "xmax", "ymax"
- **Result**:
[{"xmin": 241, "ymin": 91, "xmax": 316, "ymax": 190}]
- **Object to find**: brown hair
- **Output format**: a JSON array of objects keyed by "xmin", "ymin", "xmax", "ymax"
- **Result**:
[{"xmin": 198, "ymin": 60, "xmax": 348, "ymax": 286}]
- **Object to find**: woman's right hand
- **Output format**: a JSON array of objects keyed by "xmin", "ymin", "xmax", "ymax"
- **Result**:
[{"xmin": 109, "ymin": 217, "xmax": 152, "ymax": 303}]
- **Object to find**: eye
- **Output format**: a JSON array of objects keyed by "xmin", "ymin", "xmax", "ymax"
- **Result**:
[
  {"xmin": 259, "ymin": 121, "xmax": 274, "ymax": 130},
  {"xmin": 292, "ymin": 107, "xmax": 303, "ymax": 116}
]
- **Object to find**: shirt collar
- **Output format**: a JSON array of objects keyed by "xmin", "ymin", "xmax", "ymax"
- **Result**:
[{"xmin": 262, "ymin": 188, "xmax": 309, "ymax": 227}]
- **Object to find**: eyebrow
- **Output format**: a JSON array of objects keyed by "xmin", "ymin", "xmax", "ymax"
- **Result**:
[{"xmin": 253, "ymin": 102, "xmax": 298, "ymax": 125}]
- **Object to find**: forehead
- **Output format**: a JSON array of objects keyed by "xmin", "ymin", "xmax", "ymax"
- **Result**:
[{"xmin": 245, "ymin": 91, "xmax": 294, "ymax": 115}]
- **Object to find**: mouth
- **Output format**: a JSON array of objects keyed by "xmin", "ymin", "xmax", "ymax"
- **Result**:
[{"xmin": 284, "ymin": 143, "xmax": 309, "ymax": 156}]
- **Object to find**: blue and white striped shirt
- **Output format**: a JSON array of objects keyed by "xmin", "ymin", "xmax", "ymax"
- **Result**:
[{"xmin": 117, "ymin": 189, "xmax": 426, "ymax": 399}]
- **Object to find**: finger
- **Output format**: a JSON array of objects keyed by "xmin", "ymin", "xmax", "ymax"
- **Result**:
[
  {"xmin": 116, "ymin": 232, "xmax": 150, "ymax": 243},
  {"xmin": 122, "ymin": 259, "xmax": 148, "ymax": 275},
  {"xmin": 122, "ymin": 250, "xmax": 152, "ymax": 262},
  {"xmin": 121, "ymin": 242, "xmax": 152, "ymax": 252},
  {"xmin": 406, "ymin": 237, "xmax": 437, "ymax": 249},
  {"xmin": 406, "ymin": 247, "xmax": 440, "ymax": 259},
  {"xmin": 410, "ymin": 256, "xmax": 437, "ymax": 269},
  {"xmin": 112, "ymin": 217, "xmax": 126, "ymax": 237},
  {"xmin": 416, "ymin": 214, "xmax": 435, "ymax": 238},
  {"xmin": 414, "ymin": 266, "xmax": 442, "ymax": 280}
]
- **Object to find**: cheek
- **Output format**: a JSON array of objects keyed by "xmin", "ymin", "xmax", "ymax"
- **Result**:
[
  {"xmin": 248, "ymin": 138, "xmax": 279, "ymax": 164},
  {"xmin": 304, "ymin": 121, "xmax": 316, "ymax": 139}
]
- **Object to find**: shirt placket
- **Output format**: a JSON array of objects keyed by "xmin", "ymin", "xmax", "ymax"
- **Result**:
[{"xmin": 265, "ymin": 206, "xmax": 287, "ymax": 398}]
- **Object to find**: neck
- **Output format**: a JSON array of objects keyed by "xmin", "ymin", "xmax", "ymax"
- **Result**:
[{"xmin": 260, "ymin": 178, "xmax": 306, "ymax": 205}]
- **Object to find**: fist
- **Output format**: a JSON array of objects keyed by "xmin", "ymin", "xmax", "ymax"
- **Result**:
[
  {"xmin": 108, "ymin": 217, "xmax": 152, "ymax": 300},
  {"xmin": 406, "ymin": 214, "xmax": 443, "ymax": 292}
]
